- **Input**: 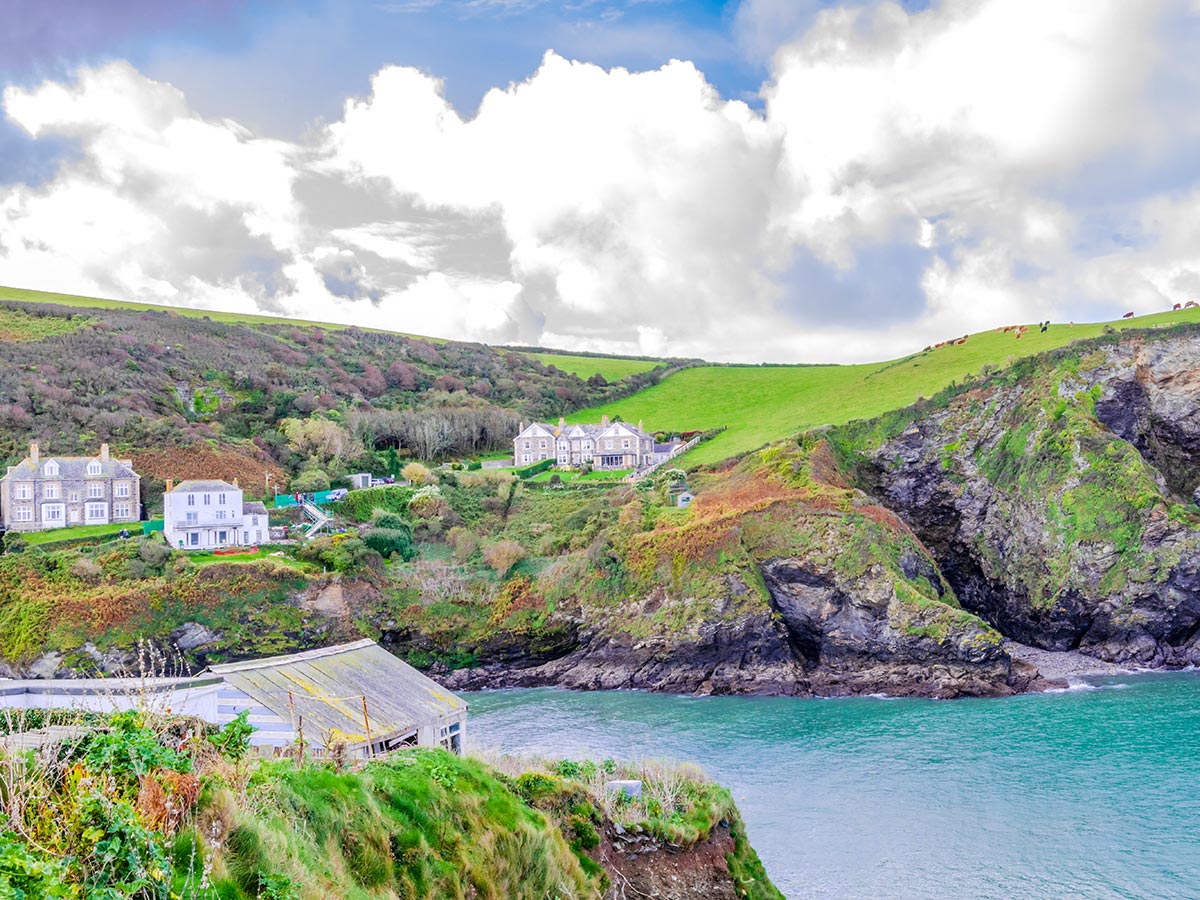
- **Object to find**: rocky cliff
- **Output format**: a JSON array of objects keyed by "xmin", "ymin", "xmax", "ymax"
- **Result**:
[{"xmin": 842, "ymin": 326, "xmax": 1200, "ymax": 667}]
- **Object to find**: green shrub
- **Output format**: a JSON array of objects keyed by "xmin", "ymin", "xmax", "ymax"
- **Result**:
[{"xmin": 362, "ymin": 527, "xmax": 417, "ymax": 561}]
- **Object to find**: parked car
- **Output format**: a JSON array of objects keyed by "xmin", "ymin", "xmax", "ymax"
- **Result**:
[{"xmin": 327, "ymin": 488, "xmax": 348, "ymax": 501}]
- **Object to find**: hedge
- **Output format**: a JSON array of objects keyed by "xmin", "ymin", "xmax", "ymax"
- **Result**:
[{"xmin": 514, "ymin": 458, "xmax": 554, "ymax": 479}]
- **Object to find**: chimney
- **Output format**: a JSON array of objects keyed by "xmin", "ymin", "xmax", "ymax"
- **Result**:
[
  {"xmin": 559, "ymin": 417, "xmax": 566, "ymax": 427},
  {"xmin": 99, "ymin": 443, "xmax": 110, "ymax": 461},
  {"xmin": 637, "ymin": 419, "xmax": 643, "ymax": 433},
  {"xmin": 233, "ymin": 477, "xmax": 239, "ymax": 488},
  {"xmin": 29, "ymin": 442, "xmax": 38, "ymax": 464},
  {"xmin": 166, "ymin": 478, "xmax": 174, "ymax": 493},
  {"xmin": 601, "ymin": 415, "xmax": 609, "ymax": 427},
  {"xmin": 518, "ymin": 420, "xmax": 525, "ymax": 433}
]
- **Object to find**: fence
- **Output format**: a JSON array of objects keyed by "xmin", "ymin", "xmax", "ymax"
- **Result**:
[{"xmin": 274, "ymin": 489, "xmax": 338, "ymax": 508}]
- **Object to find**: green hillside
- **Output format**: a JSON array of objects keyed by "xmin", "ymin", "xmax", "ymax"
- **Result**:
[
  {"xmin": 523, "ymin": 350, "xmax": 663, "ymax": 382},
  {"xmin": 0, "ymin": 284, "xmax": 441, "ymax": 341},
  {"xmin": 569, "ymin": 309, "xmax": 1200, "ymax": 466}
]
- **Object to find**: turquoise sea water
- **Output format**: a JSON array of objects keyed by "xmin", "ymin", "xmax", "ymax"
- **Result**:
[{"xmin": 467, "ymin": 674, "xmax": 1200, "ymax": 900}]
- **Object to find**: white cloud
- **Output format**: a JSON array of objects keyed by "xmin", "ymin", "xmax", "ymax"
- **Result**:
[{"xmin": 0, "ymin": 1, "xmax": 1198, "ymax": 363}]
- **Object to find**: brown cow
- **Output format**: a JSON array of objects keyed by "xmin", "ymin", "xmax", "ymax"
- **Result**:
[
  {"xmin": 1174, "ymin": 303, "xmax": 1183, "ymax": 310},
  {"xmin": 1015, "ymin": 331, "xmax": 1022, "ymax": 340},
  {"xmin": 954, "ymin": 338, "xmax": 967, "ymax": 345},
  {"xmin": 1122, "ymin": 311, "xmax": 1135, "ymax": 319},
  {"xmin": 1187, "ymin": 300, "xmax": 1199, "ymax": 309}
]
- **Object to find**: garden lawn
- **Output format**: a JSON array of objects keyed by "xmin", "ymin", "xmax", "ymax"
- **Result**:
[
  {"xmin": 22, "ymin": 521, "xmax": 135, "ymax": 546},
  {"xmin": 522, "ymin": 350, "xmax": 662, "ymax": 382},
  {"xmin": 569, "ymin": 308, "xmax": 1200, "ymax": 466},
  {"xmin": 527, "ymin": 468, "xmax": 631, "ymax": 483}
]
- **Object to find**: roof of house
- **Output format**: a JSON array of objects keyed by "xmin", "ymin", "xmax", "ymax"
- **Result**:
[
  {"xmin": 205, "ymin": 640, "xmax": 465, "ymax": 749},
  {"xmin": 4, "ymin": 455, "xmax": 138, "ymax": 482},
  {"xmin": 522, "ymin": 421, "xmax": 654, "ymax": 442},
  {"xmin": 170, "ymin": 479, "xmax": 239, "ymax": 493},
  {"xmin": 242, "ymin": 501, "xmax": 268, "ymax": 516}
]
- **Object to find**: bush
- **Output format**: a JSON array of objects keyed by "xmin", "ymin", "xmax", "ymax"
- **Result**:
[
  {"xmin": 371, "ymin": 511, "xmax": 410, "ymax": 531},
  {"xmin": 361, "ymin": 527, "xmax": 416, "ymax": 561},
  {"xmin": 401, "ymin": 462, "xmax": 436, "ymax": 485},
  {"xmin": 292, "ymin": 469, "xmax": 331, "ymax": 492},
  {"xmin": 515, "ymin": 459, "xmax": 554, "ymax": 479},
  {"xmin": 482, "ymin": 539, "xmax": 526, "ymax": 578}
]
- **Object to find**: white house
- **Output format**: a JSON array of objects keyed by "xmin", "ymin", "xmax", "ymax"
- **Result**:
[{"xmin": 162, "ymin": 478, "xmax": 268, "ymax": 550}]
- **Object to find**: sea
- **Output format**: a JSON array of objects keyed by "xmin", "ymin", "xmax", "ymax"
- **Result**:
[{"xmin": 466, "ymin": 673, "xmax": 1200, "ymax": 900}]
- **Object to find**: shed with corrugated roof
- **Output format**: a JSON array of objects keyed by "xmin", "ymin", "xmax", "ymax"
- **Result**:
[{"xmin": 205, "ymin": 640, "xmax": 466, "ymax": 757}]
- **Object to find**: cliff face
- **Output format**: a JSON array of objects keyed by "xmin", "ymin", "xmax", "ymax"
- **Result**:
[
  {"xmin": 443, "ymin": 443, "xmax": 1037, "ymax": 699},
  {"xmin": 852, "ymin": 330, "xmax": 1200, "ymax": 666}
]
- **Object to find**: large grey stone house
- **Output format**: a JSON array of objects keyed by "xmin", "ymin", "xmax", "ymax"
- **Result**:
[
  {"xmin": 0, "ymin": 443, "xmax": 141, "ymax": 532},
  {"xmin": 514, "ymin": 416, "xmax": 658, "ymax": 469}
]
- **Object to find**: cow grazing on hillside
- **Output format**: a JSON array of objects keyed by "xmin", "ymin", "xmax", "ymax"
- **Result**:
[
  {"xmin": 1123, "ymin": 312, "xmax": 1135, "ymax": 319},
  {"xmin": 1187, "ymin": 301, "xmax": 1199, "ymax": 309},
  {"xmin": 1174, "ymin": 303, "xmax": 1183, "ymax": 310}
]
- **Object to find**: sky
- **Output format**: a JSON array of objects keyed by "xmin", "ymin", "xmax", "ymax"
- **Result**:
[{"xmin": 1, "ymin": 0, "xmax": 1199, "ymax": 364}]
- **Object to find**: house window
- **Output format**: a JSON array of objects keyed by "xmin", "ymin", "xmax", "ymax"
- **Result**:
[
  {"xmin": 218, "ymin": 493, "xmax": 226, "ymax": 505},
  {"xmin": 187, "ymin": 494, "xmax": 195, "ymax": 506},
  {"xmin": 42, "ymin": 504, "xmax": 64, "ymax": 522},
  {"xmin": 186, "ymin": 512, "xmax": 198, "ymax": 524},
  {"xmin": 14, "ymin": 483, "xmax": 31, "ymax": 500},
  {"xmin": 85, "ymin": 502, "xmax": 107, "ymax": 522},
  {"xmin": 523, "ymin": 441, "xmax": 531, "ymax": 450},
  {"xmin": 188, "ymin": 532, "xmax": 199, "ymax": 546},
  {"xmin": 68, "ymin": 491, "xmax": 79, "ymax": 503},
  {"xmin": 539, "ymin": 440, "xmax": 546, "ymax": 449},
  {"xmin": 114, "ymin": 503, "xmax": 131, "ymax": 518},
  {"xmin": 256, "ymin": 529, "xmax": 263, "ymax": 542},
  {"xmin": 12, "ymin": 506, "xmax": 32, "ymax": 522},
  {"xmin": 243, "ymin": 531, "xmax": 250, "ymax": 544},
  {"xmin": 87, "ymin": 482, "xmax": 104, "ymax": 499},
  {"xmin": 216, "ymin": 510, "xmax": 226, "ymax": 520},
  {"xmin": 43, "ymin": 461, "xmax": 59, "ymax": 477},
  {"xmin": 203, "ymin": 494, "xmax": 211, "ymax": 505},
  {"xmin": 86, "ymin": 461, "xmax": 101, "ymax": 476},
  {"xmin": 44, "ymin": 482, "xmax": 60, "ymax": 500},
  {"xmin": 251, "ymin": 515, "xmax": 259, "ymax": 526},
  {"xmin": 217, "ymin": 530, "xmax": 227, "ymax": 544},
  {"xmin": 622, "ymin": 439, "xmax": 630, "ymax": 448},
  {"xmin": 114, "ymin": 483, "xmax": 130, "ymax": 498}
]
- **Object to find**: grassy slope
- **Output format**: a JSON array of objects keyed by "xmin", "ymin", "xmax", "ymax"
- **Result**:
[
  {"xmin": 0, "ymin": 284, "xmax": 442, "ymax": 341},
  {"xmin": 569, "ymin": 309, "xmax": 1200, "ymax": 466},
  {"xmin": 523, "ymin": 351, "xmax": 661, "ymax": 382}
]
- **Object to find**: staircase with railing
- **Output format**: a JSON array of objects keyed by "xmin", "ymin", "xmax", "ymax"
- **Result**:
[{"xmin": 301, "ymin": 501, "xmax": 330, "ymax": 539}]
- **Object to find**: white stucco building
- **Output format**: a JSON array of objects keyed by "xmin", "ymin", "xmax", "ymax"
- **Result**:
[{"xmin": 162, "ymin": 478, "xmax": 268, "ymax": 550}]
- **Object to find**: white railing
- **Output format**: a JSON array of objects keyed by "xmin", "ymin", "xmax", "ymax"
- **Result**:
[{"xmin": 625, "ymin": 434, "xmax": 705, "ymax": 482}]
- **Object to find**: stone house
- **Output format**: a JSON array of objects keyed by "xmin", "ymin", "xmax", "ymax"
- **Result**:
[
  {"xmin": 514, "ymin": 416, "xmax": 658, "ymax": 470},
  {"xmin": 0, "ymin": 443, "xmax": 141, "ymax": 532},
  {"xmin": 162, "ymin": 478, "xmax": 269, "ymax": 550}
]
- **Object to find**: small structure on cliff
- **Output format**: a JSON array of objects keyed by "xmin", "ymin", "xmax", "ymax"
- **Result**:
[{"xmin": 0, "ymin": 640, "xmax": 466, "ymax": 758}]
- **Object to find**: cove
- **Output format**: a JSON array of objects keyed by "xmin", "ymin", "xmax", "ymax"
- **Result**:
[{"xmin": 467, "ymin": 673, "xmax": 1200, "ymax": 900}]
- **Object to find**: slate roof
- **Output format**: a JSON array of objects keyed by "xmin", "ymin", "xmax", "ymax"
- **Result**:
[
  {"xmin": 205, "ymin": 640, "xmax": 465, "ymax": 749},
  {"xmin": 242, "ymin": 501, "xmax": 268, "ymax": 516},
  {"xmin": 171, "ymin": 479, "xmax": 238, "ymax": 492},
  {"xmin": 4, "ymin": 455, "xmax": 137, "ymax": 481}
]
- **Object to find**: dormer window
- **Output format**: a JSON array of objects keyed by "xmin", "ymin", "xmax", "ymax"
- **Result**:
[
  {"xmin": 86, "ymin": 460, "xmax": 102, "ymax": 476},
  {"xmin": 43, "ymin": 460, "xmax": 60, "ymax": 477}
]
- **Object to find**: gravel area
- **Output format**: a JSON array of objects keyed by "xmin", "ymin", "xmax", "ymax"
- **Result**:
[{"xmin": 1003, "ymin": 639, "xmax": 1131, "ymax": 681}]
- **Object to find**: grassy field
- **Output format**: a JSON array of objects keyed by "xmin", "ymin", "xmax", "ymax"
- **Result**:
[
  {"xmin": 0, "ymin": 285, "xmax": 441, "ymax": 341},
  {"xmin": 523, "ymin": 350, "xmax": 662, "ymax": 381},
  {"xmin": 21, "ymin": 521, "xmax": 138, "ymax": 546},
  {"xmin": 527, "ymin": 467, "xmax": 632, "ymax": 483},
  {"xmin": 569, "ymin": 308, "xmax": 1200, "ymax": 466}
]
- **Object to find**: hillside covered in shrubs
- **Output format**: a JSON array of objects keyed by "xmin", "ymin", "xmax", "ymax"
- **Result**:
[
  {"xmin": 0, "ymin": 708, "xmax": 780, "ymax": 899},
  {"xmin": 0, "ymin": 298, "xmax": 688, "ymax": 495}
]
